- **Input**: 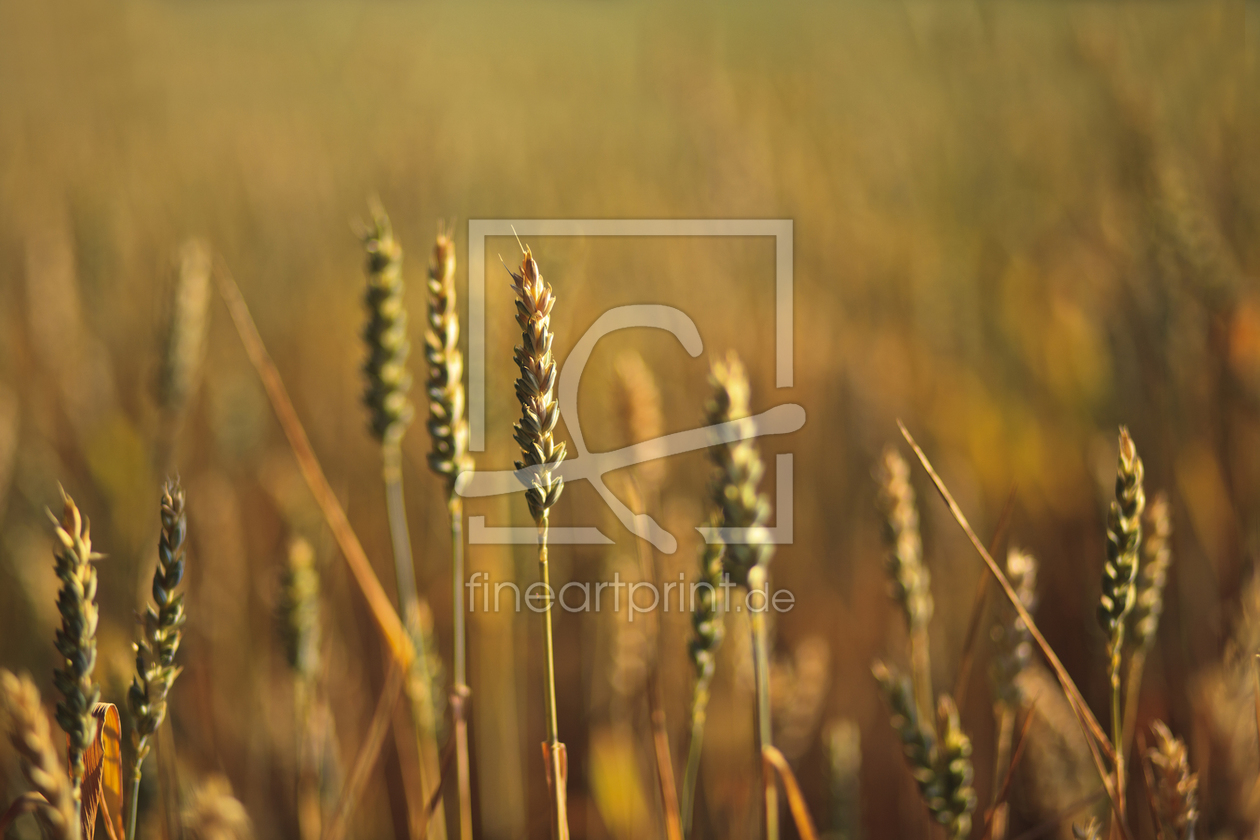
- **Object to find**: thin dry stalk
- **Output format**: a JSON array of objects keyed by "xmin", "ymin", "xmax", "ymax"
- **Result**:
[
  {"xmin": 214, "ymin": 263, "xmax": 412, "ymax": 665},
  {"xmin": 761, "ymin": 746, "xmax": 819, "ymax": 840},
  {"xmin": 323, "ymin": 665, "xmax": 406, "ymax": 840},
  {"xmin": 127, "ymin": 481, "xmax": 190, "ymax": 840},
  {"xmin": 1, "ymin": 670, "xmax": 78, "ymax": 840},
  {"xmin": 896, "ymin": 421, "xmax": 1131, "ymax": 840},
  {"xmin": 423, "ymin": 225, "xmax": 475, "ymax": 840},
  {"xmin": 508, "ymin": 245, "xmax": 569, "ymax": 840},
  {"xmin": 49, "ymin": 489, "xmax": 103, "ymax": 830}
]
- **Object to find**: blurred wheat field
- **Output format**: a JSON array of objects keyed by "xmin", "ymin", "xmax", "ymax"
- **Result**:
[{"xmin": 0, "ymin": 0, "xmax": 1258, "ymax": 839}]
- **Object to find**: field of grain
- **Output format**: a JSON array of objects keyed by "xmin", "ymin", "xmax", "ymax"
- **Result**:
[{"xmin": 0, "ymin": 1, "xmax": 1257, "ymax": 839}]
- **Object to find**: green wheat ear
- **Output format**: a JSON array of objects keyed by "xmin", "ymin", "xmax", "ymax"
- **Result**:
[
  {"xmin": 49, "ymin": 488, "xmax": 102, "ymax": 807},
  {"xmin": 360, "ymin": 207, "xmax": 415, "ymax": 446},
  {"xmin": 127, "ymin": 479, "xmax": 189, "ymax": 840}
]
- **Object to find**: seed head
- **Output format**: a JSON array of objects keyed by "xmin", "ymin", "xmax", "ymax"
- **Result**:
[
  {"xmin": 424, "ymin": 229, "xmax": 473, "ymax": 487},
  {"xmin": 991, "ymin": 547, "xmax": 1038, "ymax": 706},
  {"xmin": 1, "ymin": 669, "xmax": 77, "ymax": 840},
  {"xmin": 877, "ymin": 447, "xmax": 933, "ymax": 632},
  {"xmin": 1098, "ymin": 427, "xmax": 1146, "ymax": 646},
  {"xmin": 360, "ymin": 208, "xmax": 414, "ymax": 446},
  {"xmin": 614, "ymin": 351, "xmax": 666, "ymax": 490},
  {"xmin": 930, "ymin": 696, "xmax": 977, "ymax": 840},
  {"xmin": 49, "ymin": 489, "xmax": 102, "ymax": 797},
  {"xmin": 509, "ymin": 247, "xmax": 566, "ymax": 522},
  {"xmin": 689, "ymin": 514, "xmax": 726, "ymax": 685},
  {"xmin": 706, "ymin": 353, "xmax": 772, "ymax": 588},
  {"xmin": 279, "ymin": 537, "xmax": 321, "ymax": 680},
  {"xmin": 1132, "ymin": 492, "xmax": 1172, "ymax": 651},
  {"xmin": 129, "ymin": 479, "xmax": 189, "ymax": 769},
  {"xmin": 1147, "ymin": 721, "xmax": 1198, "ymax": 836}
]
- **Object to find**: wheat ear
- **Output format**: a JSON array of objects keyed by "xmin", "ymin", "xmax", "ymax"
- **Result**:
[
  {"xmin": 1123, "ymin": 493, "xmax": 1172, "ymax": 752},
  {"xmin": 1, "ymin": 670, "xmax": 78, "ymax": 840},
  {"xmin": 931, "ymin": 696, "xmax": 977, "ymax": 840},
  {"xmin": 49, "ymin": 489, "xmax": 102, "ymax": 829},
  {"xmin": 682, "ymin": 515, "xmax": 725, "ymax": 836},
  {"xmin": 874, "ymin": 664, "xmax": 976, "ymax": 839},
  {"xmin": 1146, "ymin": 721, "xmax": 1198, "ymax": 840},
  {"xmin": 1073, "ymin": 819, "xmax": 1103, "ymax": 840},
  {"xmin": 280, "ymin": 537, "xmax": 324, "ymax": 840},
  {"xmin": 1098, "ymin": 427, "xmax": 1145, "ymax": 821},
  {"xmin": 509, "ymin": 245, "xmax": 569, "ymax": 840},
  {"xmin": 423, "ymin": 225, "xmax": 475, "ymax": 840},
  {"xmin": 877, "ymin": 447, "xmax": 935, "ymax": 731},
  {"xmin": 126, "ymin": 480, "xmax": 189, "ymax": 840},
  {"xmin": 359, "ymin": 203, "xmax": 446, "ymax": 839},
  {"xmin": 706, "ymin": 354, "xmax": 778, "ymax": 840}
]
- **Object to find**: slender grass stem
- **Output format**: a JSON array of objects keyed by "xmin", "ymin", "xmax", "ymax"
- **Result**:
[
  {"xmin": 681, "ymin": 684, "xmax": 710, "ymax": 837},
  {"xmin": 449, "ymin": 496, "xmax": 473, "ymax": 840},
  {"xmin": 1110, "ymin": 645, "xmax": 1126, "ymax": 825},
  {"xmin": 748, "ymin": 566, "xmax": 778, "ymax": 840},
  {"xmin": 383, "ymin": 443, "xmax": 444, "ymax": 840},
  {"xmin": 537, "ymin": 516, "xmax": 568, "ymax": 840}
]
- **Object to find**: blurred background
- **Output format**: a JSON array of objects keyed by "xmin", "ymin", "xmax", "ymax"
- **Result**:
[{"xmin": 0, "ymin": 0, "xmax": 1257, "ymax": 838}]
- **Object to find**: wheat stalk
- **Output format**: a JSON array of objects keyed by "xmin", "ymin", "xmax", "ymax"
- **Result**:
[
  {"xmin": 49, "ymin": 489, "xmax": 102, "ymax": 829},
  {"xmin": 1, "ymin": 669, "xmax": 78, "ymax": 840},
  {"xmin": 359, "ymin": 203, "xmax": 446, "ymax": 840},
  {"xmin": 705, "ymin": 353, "xmax": 778, "ymax": 840},
  {"xmin": 508, "ymin": 245, "xmax": 569, "ymax": 840},
  {"xmin": 1098, "ymin": 427, "xmax": 1145, "ymax": 822},
  {"xmin": 1146, "ymin": 721, "xmax": 1198, "ymax": 840},
  {"xmin": 877, "ymin": 447, "xmax": 935, "ymax": 732},
  {"xmin": 126, "ymin": 480, "xmax": 189, "ymax": 840},
  {"xmin": 423, "ymin": 224, "xmax": 475, "ymax": 840},
  {"xmin": 682, "ymin": 514, "xmax": 725, "ymax": 837}
]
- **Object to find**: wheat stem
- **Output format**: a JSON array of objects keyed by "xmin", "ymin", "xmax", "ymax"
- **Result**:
[
  {"xmin": 748, "ymin": 565, "xmax": 778, "ymax": 840},
  {"xmin": 448, "ymin": 497, "xmax": 473, "ymax": 840}
]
